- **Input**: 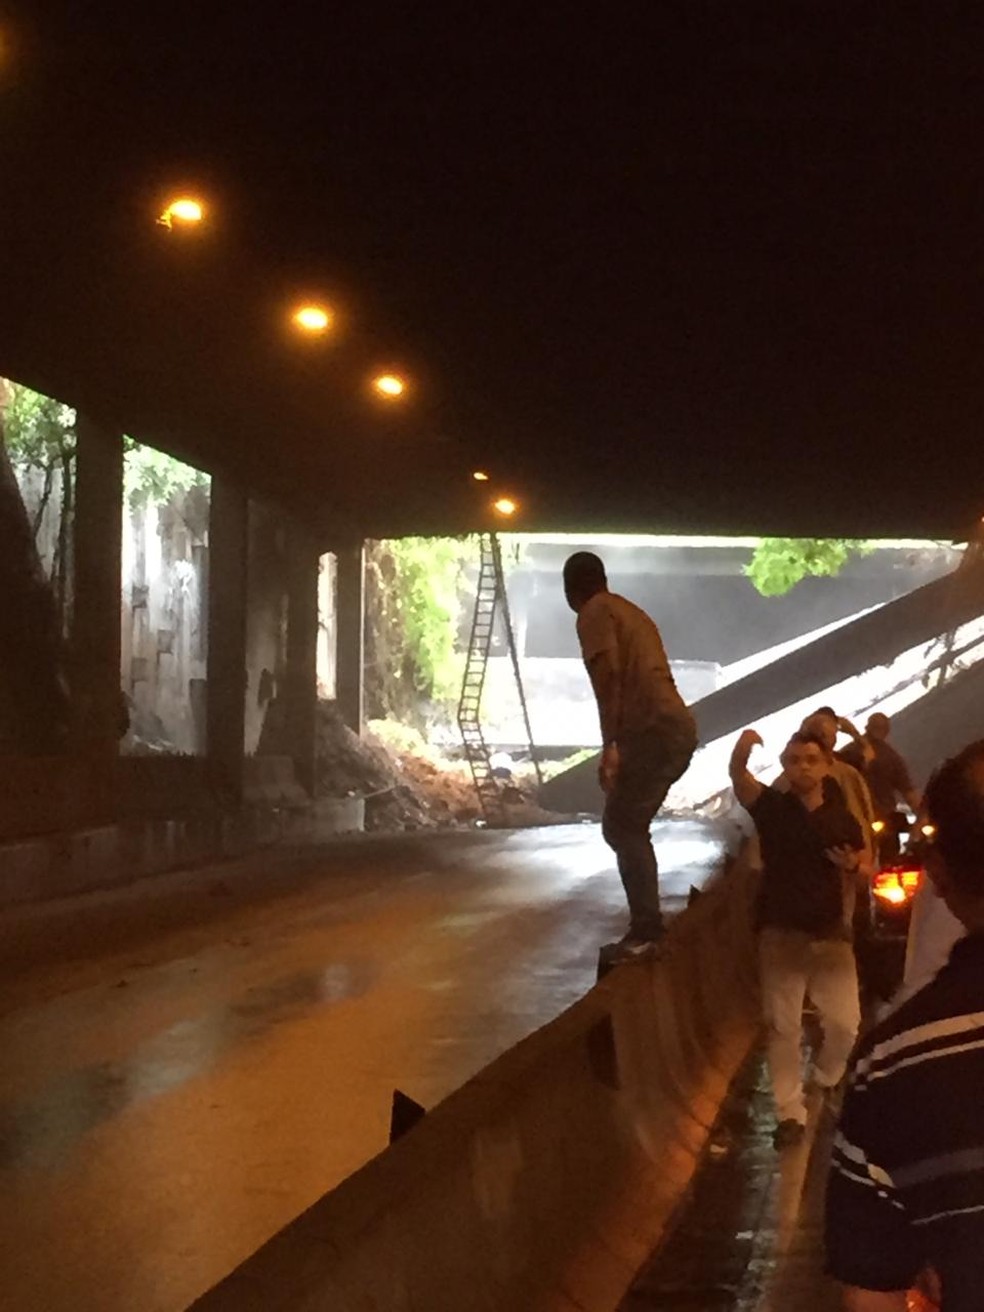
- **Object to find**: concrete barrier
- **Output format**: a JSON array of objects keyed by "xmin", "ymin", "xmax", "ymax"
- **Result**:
[{"xmin": 189, "ymin": 856, "xmax": 761, "ymax": 1312}]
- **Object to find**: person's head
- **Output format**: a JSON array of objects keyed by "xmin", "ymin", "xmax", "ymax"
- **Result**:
[
  {"xmin": 563, "ymin": 552, "xmax": 608, "ymax": 613},
  {"xmin": 866, "ymin": 712, "xmax": 891, "ymax": 742},
  {"xmin": 780, "ymin": 730, "xmax": 832, "ymax": 797},
  {"xmin": 801, "ymin": 708, "xmax": 838, "ymax": 753},
  {"xmin": 923, "ymin": 740, "xmax": 984, "ymax": 927}
]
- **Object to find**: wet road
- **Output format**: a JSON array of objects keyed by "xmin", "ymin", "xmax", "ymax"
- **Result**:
[
  {"xmin": 0, "ymin": 819, "xmax": 722, "ymax": 1312},
  {"xmin": 620, "ymin": 1055, "xmax": 841, "ymax": 1311}
]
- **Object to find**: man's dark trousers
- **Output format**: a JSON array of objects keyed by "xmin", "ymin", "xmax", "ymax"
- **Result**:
[{"xmin": 601, "ymin": 720, "xmax": 697, "ymax": 938}]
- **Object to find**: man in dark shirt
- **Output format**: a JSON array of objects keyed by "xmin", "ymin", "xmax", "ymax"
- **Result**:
[
  {"xmin": 826, "ymin": 739, "xmax": 984, "ymax": 1311},
  {"xmin": 730, "ymin": 727, "xmax": 865, "ymax": 1149},
  {"xmin": 841, "ymin": 712, "xmax": 922, "ymax": 861},
  {"xmin": 800, "ymin": 707, "xmax": 877, "ymax": 864}
]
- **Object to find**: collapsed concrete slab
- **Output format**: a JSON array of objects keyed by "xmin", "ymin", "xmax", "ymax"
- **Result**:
[
  {"xmin": 891, "ymin": 656, "xmax": 984, "ymax": 786},
  {"xmin": 540, "ymin": 552, "xmax": 984, "ymax": 816}
]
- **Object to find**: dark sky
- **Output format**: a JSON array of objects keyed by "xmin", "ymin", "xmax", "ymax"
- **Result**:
[{"xmin": 1, "ymin": 5, "xmax": 983, "ymax": 538}]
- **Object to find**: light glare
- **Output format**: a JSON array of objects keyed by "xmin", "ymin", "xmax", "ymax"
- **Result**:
[
  {"xmin": 472, "ymin": 470, "xmax": 490, "ymax": 482},
  {"xmin": 373, "ymin": 373, "xmax": 406, "ymax": 398},
  {"xmin": 873, "ymin": 882, "xmax": 907, "ymax": 906},
  {"xmin": 493, "ymin": 497, "xmax": 518, "ymax": 517},
  {"xmin": 293, "ymin": 304, "xmax": 333, "ymax": 333},
  {"xmin": 158, "ymin": 197, "xmax": 205, "ymax": 229}
]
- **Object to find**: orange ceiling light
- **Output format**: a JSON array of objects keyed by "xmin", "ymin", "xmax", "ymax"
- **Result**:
[
  {"xmin": 372, "ymin": 373, "xmax": 407, "ymax": 399},
  {"xmin": 292, "ymin": 303, "xmax": 334, "ymax": 334},
  {"xmin": 157, "ymin": 196, "xmax": 205, "ymax": 229}
]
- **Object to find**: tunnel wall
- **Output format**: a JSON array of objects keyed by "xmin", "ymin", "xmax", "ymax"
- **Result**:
[
  {"xmin": 189, "ymin": 856, "xmax": 760, "ymax": 1312},
  {"xmin": 0, "ymin": 755, "xmax": 359, "ymax": 906}
]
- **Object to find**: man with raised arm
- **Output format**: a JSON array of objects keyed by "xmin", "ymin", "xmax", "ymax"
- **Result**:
[{"xmin": 730, "ymin": 726, "xmax": 865, "ymax": 1149}]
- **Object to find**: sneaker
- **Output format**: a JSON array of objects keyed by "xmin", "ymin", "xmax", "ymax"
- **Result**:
[
  {"xmin": 614, "ymin": 930, "xmax": 663, "ymax": 958},
  {"xmin": 772, "ymin": 1118, "xmax": 806, "ymax": 1150},
  {"xmin": 612, "ymin": 937, "xmax": 651, "ymax": 959}
]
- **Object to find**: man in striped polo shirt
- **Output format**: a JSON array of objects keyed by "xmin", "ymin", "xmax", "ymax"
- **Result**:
[{"xmin": 826, "ymin": 739, "xmax": 984, "ymax": 1310}]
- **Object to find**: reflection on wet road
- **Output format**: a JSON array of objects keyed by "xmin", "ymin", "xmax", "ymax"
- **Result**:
[
  {"xmin": 620, "ymin": 1055, "xmax": 843, "ymax": 1310},
  {"xmin": 0, "ymin": 819, "xmax": 723, "ymax": 1312},
  {"xmin": 0, "ymin": 966, "xmax": 373, "ymax": 1174}
]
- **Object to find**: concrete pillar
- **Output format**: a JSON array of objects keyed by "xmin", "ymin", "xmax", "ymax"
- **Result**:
[
  {"xmin": 335, "ymin": 541, "xmax": 365, "ymax": 735},
  {"xmin": 206, "ymin": 478, "xmax": 248, "ymax": 802},
  {"xmin": 71, "ymin": 415, "xmax": 123, "ymax": 761},
  {"xmin": 285, "ymin": 523, "xmax": 319, "ymax": 794}
]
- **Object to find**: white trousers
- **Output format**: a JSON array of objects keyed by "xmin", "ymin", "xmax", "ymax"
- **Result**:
[{"xmin": 759, "ymin": 927, "xmax": 861, "ymax": 1125}]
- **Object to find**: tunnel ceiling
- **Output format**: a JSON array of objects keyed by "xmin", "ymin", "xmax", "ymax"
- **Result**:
[{"xmin": 0, "ymin": 10, "xmax": 982, "ymax": 543}]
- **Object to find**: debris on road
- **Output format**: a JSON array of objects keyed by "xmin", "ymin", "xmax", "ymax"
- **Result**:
[{"xmin": 315, "ymin": 702, "xmax": 558, "ymax": 832}]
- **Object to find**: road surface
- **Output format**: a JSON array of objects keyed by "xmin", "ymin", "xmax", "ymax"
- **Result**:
[{"xmin": 0, "ymin": 818, "xmax": 724, "ymax": 1312}]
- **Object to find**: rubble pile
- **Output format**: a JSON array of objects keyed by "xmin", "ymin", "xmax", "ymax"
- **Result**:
[
  {"xmin": 315, "ymin": 702, "xmax": 481, "ymax": 831},
  {"xmin": 383, "ymin": 748, "xmax": 483, "ymax": 827}
]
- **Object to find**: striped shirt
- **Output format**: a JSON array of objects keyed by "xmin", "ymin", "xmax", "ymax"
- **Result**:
[{"xmin": 826, "ymin": 933, "xmax": 984, "ymax": 1308}]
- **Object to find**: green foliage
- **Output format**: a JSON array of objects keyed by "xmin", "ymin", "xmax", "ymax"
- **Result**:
[
  {"xmin": 367, "ymin": 718, "xmax": 434, "ymax": 759},
  {"xmin": 745, "ymin": 538, "xmax": 873, "ymax": 597},
  {"xmin": 2, "ymin": 382, "xmax": 76, "ymax": 467},
  {"xmin": 1, "ymin": 381, "xmax": 78, "ymax": 633},
  {"xmin": 392, "ymin": 536, "xmax": 467, "ymax": 702},
  {"xmin": 123, "ymin": 439, "xmax": 209, "ymax": 509},
  {"xmin": 365, "ymin": 536, "xmax": 478, "ymax": 727},
  {"xmin": 1, "ymin": 384, "xmax": 208, "ymax": 512}
]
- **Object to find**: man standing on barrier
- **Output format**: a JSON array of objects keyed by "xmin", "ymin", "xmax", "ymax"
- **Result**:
[
  {"xmin": 730, "ymin": 726, "xmax": 865, "ymax": 1149},
  {"xmin": 564, "ymin": 552, "xmax": 697, "ymax": 956}
]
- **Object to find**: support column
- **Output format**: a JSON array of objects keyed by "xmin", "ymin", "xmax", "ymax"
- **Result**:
[
  {"xmin": 335, "ymin": 541, "xmax": 365, "ymax": 736},
  {"xmin": 206, "ymin": 478, "xmax": 248, "ymax": 802},
  {"xmin": 284, "ymin": 523, "xmax": 319, "ymax": 794},
  {"xmin": 72, "ymin": 414, "xmax": 124, "ymax": 762}
]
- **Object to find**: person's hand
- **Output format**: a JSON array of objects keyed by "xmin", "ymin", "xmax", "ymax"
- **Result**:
[
  {"xmin": 599, "ymin": 742, "xmax": 620, "ymax": 793},
  {"xmin": 825, "ymin": 844, "xmax": 860, "ymax": 872},
  {"xmin": 737, "ymin": 728, "xmax": 764, "ymax": 753}
]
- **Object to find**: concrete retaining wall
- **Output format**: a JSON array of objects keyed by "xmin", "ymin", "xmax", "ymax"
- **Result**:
[
  {"xmin": 0, "ymin": 810, "xmax": 288, "ymax": 906},
  {"xmin": 0, "ymin": 754, "xmax": 364, "ymax": 907},
  {"xmin": 190, "ymin": 857, "xmax": 760, "ymax": 1312}
]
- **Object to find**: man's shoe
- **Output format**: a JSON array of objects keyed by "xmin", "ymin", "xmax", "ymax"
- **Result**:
[
  {"xmin": 613, "ymin": 936, "xmax": 652, "ymax": 958},
  {"xmin": 613, "ymin": 929, "xmax": 664, "ymax": 959},
  {"xmin": 772, "ymin": 1119, "xmax": 806, "ymax": 1150}
]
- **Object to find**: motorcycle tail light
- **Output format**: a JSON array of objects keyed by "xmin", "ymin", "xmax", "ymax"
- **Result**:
[
  {"xmin": 899, "ymin": 868, "xmax": 922, "ymax": 895},
  {"xmin": 872, "ymin": 869, "xmax": 914, "ymax": 906}
]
